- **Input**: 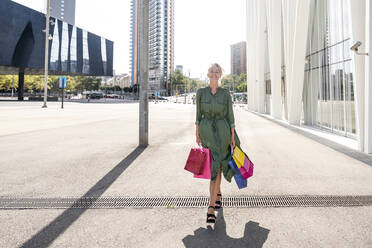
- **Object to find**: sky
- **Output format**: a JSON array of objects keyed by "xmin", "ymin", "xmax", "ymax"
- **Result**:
[{"xmin": 12, "ymin": 0, "xmax": 246, "ymax": 79}]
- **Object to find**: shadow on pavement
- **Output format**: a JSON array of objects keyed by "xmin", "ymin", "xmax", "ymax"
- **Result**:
[
  {"xmin": 21, "ymin": 146, "xmax": 147, "ymax": 248},
  {"xmin": 182, "ymin": 208, "xmax": 270, "ymax": 248}
]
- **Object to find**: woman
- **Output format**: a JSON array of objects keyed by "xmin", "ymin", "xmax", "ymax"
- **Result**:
[{"xmin": 195, "ymin": 63, "xmax": 240, "ymax": 224}]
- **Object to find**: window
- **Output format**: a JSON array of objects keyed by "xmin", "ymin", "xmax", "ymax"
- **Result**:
[
  {"xmin": 61, "ymin": 22, "xmax": 69, "ymax": 71},
  {"xmin": 303, "ymin": 0, "xmax": 355, "ymax": 137}
]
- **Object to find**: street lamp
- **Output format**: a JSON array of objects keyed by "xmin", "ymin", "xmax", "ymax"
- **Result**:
[
  {"xmin": 350, "ymin": 41, "xmax": 369, "ymax": 56},
  {"xmin": 42, "ymin": 0, "xmax": 51, "ymax": 108}
]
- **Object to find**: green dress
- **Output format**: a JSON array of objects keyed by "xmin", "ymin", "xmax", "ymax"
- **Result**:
[{"xmin": 195, "ymin": 86, "xmax": 240, "ymax": 182}]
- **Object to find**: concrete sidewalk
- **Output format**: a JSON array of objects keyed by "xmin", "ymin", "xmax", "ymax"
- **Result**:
[{"xmin": 0, "ymin": 102, "xmax": 371, "ymax": 247}]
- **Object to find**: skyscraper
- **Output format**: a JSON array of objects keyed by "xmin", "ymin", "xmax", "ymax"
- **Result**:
[
  {"xmin": 130, "ymin": 0, "xmax": 174, "ymax": 95},
  {"xmin": 230, "ymin": 41, "xmax": 247, "ymax": 76},
  {"xmin": 50, "ymin": 0, "xmax": 76, "ymax": 25}
]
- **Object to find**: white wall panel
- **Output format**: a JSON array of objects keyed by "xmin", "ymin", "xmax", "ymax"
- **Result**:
[
  {"xmin": 266, "ymin": 0, "xmax": 282, "ymax": 119},
  {"xmin": 350, "ymin": 0, "xmax": 366, "ymax": 151},
  {"xmin": 282, "ymin": 0, "xmax": 311, "ymax": 125},
  {"xmin": 365, "ymin": 0, "xmax": 372, "ymax": 153}
]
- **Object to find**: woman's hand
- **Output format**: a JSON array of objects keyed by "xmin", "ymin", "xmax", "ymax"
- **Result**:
[{"xmin": 196, "ymin": 134, "xmax": 201, "ymax": 146}]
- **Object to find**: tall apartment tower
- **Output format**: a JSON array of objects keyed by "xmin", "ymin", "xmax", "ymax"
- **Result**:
[
  {"xmin": 230, "ymin": 41, "xmax": 247, "ymax": 76},
  {"xmin": 130, "ymin": 0, "xmax": 174, "ymax": 95},
  {"xmin": 50, "ymin": 0, "xmax": 76, "ymax": 25}
]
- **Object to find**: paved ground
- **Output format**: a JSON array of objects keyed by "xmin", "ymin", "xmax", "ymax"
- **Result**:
[{"xmin": 0, "ymin": 101, "xmax": 371, "ymax": 247}]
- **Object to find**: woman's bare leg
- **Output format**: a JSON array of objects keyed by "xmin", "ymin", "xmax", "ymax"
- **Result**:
[
  {"xmin": 208, "ymin": 179, "xmax": 217, "ymax": 215},
  {"xmin": 208, "ymin": 167, "xmax": 222, "ymax": 217},
  {"xmin": 216, "ymin": 167, "xmax": 222, "ymax": 202},
  {"xmin": 209, "ymin": 166, "xmax": 222, "ymax": 214}
]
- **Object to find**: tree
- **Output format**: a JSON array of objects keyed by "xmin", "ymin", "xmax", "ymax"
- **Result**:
[
  {"xmin": 0, "ymin": 75, "xmax": 18, "ymax": 92},
  {"xmin": 221, "ymin": 73, "xmax": 247, "ymax": 92},
  {"xmin": 170, "ymin": 69, "xmax": 187, "ymax": 94},
  {"xmin": 113, "ymin": 85, "xmax": 121, "ymax": 91},
  {"xmin": 236, "ymin": 82, "xmax": 247, "ymax": 92},
  {"xmin": 0, "ymin": 75, "xmax": 105, "ymax": 95},
  {"xmin": 75, "ymin": 76, "xmax": 101, "ymax": 92},
  {"xmin": 221, "ymin": 74, "xmax": 239, "ymax": 91}
]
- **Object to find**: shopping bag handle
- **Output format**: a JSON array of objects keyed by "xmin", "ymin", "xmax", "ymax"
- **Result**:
[{"xmin": 195, "ymin": 144, "xmax": 204, "ymax": 152}]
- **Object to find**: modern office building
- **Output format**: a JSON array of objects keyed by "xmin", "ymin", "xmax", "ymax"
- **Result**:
[
  {"xmin": 50, "ymin": 0, "xmax": 76, "ymax": 25},
  {"xmin": 129, "ymin": 0, "xmax": 174, "ymax": 95},
  {"xmin": 0, "ymin": 0, "xmax": 113, "ymax": 100},
  {"xmin": 231, "ymin": 41, "xmax": 247, "ymax": 76},
  {"xmin": 104, "ymin": 73, "xmax": 131, "ymax": 88},
  {"xmin": 246, "ymin": 0, "xmax": 372, "ymax": 154}
]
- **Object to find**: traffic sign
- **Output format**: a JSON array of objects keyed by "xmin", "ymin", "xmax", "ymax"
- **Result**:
[{"xmin": 59, "ymin": 76, "xmax": 66, "ymax": 88}]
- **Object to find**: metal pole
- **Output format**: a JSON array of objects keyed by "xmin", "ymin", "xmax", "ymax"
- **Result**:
[
  {"xmin": 42, "ymin": 0, "xmax": 50, "ymax": 108},
  {"xmin": 61, "ymin": 77, "xmax": 65, "ymax": 109},
  {"xmin": 139, "ymin": 0, "xmax": 149, "ymax": 147},
  {"xmin": 11, "ymin": 74, "xmax": 14, "ymax": 97}
]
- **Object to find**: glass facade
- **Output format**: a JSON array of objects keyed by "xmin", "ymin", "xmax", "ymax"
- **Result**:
[
  {"xmin": 47, "ymin": 19, "xmax": 111, "ymax": 76},
  {"xmin": 303, "ymin": 0, "xmax": 356, "ymax": 138},
  {"xmin": 101, "ymin": 37, "xmax": 107, "ymax": 75},
  {"xmin": 0, "ymin": 0, "xmax": 113, "ymax": 76},
  {"xmin": 82, "ymin": 30, "xmax": 90, "ymax": 74},
  {"xmin": 50, "ymin": 22, "xmax": 60, "ymax": 71},
  {"xmin": 70, "ymin": 26, "xmax": 77, "ymax": 73},
  {"xmin": 61, "ymin": 22, "xmax": 69, "ymax": 72}
]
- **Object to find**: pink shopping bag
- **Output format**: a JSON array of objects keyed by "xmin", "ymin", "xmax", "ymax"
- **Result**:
[
  {"xmin": 233, "ymin": 154, "xmax": 254, "ymax": 180},
  {"xmin": 238, "ymin": 156, "xmax": 254, "ymax": 179},
  {"xmin": 193, "ymin": 147, "xmax": 211, "ymax": 179},
  {"xmin": 185, "ymin": 147, "xmax": 207, "ymax": 175}
]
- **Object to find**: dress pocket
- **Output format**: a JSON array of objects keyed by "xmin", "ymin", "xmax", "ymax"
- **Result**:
[
  {"xmin": 216, "ymin": 97, "xmax": 226, "ymax": 112},
  {"xmin": 201, "ymin": 97, "xmax": 211, "ymax": 104},
  {"xmin": 201, "ymin": 98, "xmax": 211, "ymax": 114},
  {"xmin": 216, "ymin": 97, "xmax": 226, "ymax": 105}
]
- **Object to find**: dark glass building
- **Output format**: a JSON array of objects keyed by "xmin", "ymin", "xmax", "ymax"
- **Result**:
[{"xmin": 0, "ymin": 0, "xmax": 114, "ymax": 99}]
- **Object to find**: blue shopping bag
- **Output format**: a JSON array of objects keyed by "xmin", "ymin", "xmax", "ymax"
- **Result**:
[{"xmin": 228, "ymin": 158, "xmax": 247, "ymax": 189}]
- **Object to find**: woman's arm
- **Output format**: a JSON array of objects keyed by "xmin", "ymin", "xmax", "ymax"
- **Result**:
[
  {"xmin": 196, "ymin": 125, "xmax": 201, "ymax": 145},
  {"xmin": 195, "ymin": 89, "xmax": 202, "ymax": 145},
  {"xmin": 227, "ymin": 92, "xmax": 235, "ymax": 128},
  {"xmin": 195, "ymin": 89, "xmax": 202, "ymax": 126},
  {"xmin": 227, "ymin": 92, "xmax": 236, "ymax": 147},
  {"xmin": 230, "ymin": 127, "xmax": 235, "ymax": 148}
]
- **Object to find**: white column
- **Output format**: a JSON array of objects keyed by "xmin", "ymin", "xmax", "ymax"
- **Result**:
[
  {"xmin": 350, "ymin": 0, "xmax": 366, "ymax": 152},
  {"xmin": 282, "ymin": 0, "xmax": 295, "ymax": 115},
  {"xmin": 365, "ymin": 0, "xmax": 372, "ymax": 153},
  {"xmin": 246, "ymin": 0, "xmax": 255, "ymax": 111},
  {"xmin": 253, "ymin": 0, "xmax": 259, "ymax": 112},
  {"xmin": 266, "ymin": 0, "xmax": 282, "ymax": 119},
  {"xmin": 257, "ymin": 0, "xmax": 266, "ymax": 113},
  {"xmin": 282, "ymin": 0, "xmax": 311, "ymax": 125},
  {"xmin": 246, "ymin": 0, "xmax": 258, "ymax": 111}
]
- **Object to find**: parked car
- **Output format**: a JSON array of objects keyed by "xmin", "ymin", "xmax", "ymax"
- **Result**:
[
  {"xmin": 87, "ymin": 93, "xmax": 103, "ymax": 99},
  {"xmin": 157, "ymin": 97, "xmax": 168, "ymax": 101}
]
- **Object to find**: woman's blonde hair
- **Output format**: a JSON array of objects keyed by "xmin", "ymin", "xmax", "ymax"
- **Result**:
[{"xmin": 208, "ymin": 63, "xmax": 223, "ymax": 79}]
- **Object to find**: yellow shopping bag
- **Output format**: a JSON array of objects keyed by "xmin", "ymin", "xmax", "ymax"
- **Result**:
[{"xmin": 232, "ymin": 146, "xmax": 245, "ymax": 168}]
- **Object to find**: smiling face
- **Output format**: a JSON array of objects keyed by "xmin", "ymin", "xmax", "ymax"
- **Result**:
[{"xmin": 207, "ymin": 64, "xmax": 223, "ymax": 82}]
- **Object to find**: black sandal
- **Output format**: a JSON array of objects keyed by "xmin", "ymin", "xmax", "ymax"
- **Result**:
[
  {"xmin": 206, "ymin": 206, "xmax": 216, "ymax": 223},
  {"xmin": 215, "ymin": 193, "xmax": 222, "ymax": 209}
]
